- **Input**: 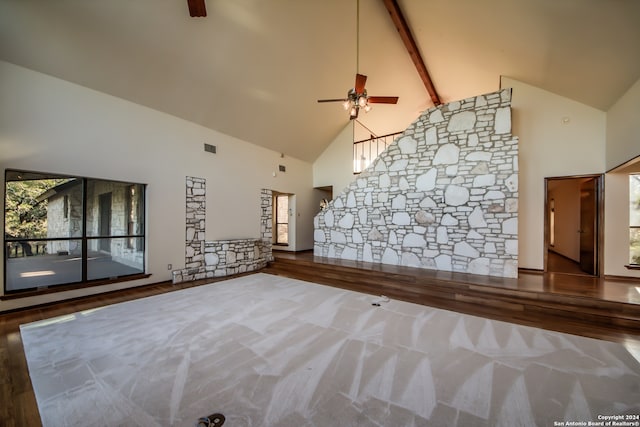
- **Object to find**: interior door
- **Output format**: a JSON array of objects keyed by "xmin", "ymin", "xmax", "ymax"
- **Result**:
[{"xmin": 579, "ymin": 178, "xmax": 597, "ymax": 274}]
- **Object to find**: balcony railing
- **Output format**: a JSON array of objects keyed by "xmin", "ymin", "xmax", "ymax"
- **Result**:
[{"xmin": 353, "ymin": 131, "xmax": 402, "ymax": 174}]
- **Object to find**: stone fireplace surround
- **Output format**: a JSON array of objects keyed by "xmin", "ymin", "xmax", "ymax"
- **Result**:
[{"xmin": 172, "ymin": 179, "xmax": 273, "ymax": 284}]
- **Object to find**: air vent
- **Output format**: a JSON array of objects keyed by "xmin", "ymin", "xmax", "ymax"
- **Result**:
[
  {"xmin": 204, "ymin": 143, "xmax": 216, "ymax": 154},
  {"xmin": 278, "ymin": 165, "xmax": 286, "ymax": 172}
]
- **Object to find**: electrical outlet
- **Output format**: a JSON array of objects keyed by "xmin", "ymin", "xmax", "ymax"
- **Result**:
[{"xmin": 167, "ymin": 264, "xmax": 172, "ymax": 270}]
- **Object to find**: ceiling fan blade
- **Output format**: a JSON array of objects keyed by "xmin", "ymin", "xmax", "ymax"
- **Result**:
[
  {"xmin": 187, "ymin": 0, "xmax": 207, "ymax": 17},
  {"xmin": 317, "ymin": 98, "xmax": 348, "ymax": 103},
  {"xmin": 368, "ymin": 96, "xmax": 399, "ymax": 104},
  {"xmin": 355, "ymin": 74, "xmax": 367, "ymax": 93}
]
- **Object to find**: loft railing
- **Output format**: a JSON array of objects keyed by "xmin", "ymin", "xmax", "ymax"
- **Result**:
[{"xmin": 353, "ymin": 131, "xmax": 402, "ymax": 174}]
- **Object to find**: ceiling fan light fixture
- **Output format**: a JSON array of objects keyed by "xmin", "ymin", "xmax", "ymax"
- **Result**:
[{"xmin": 316, "ymin": 1, "xmax": 398, "ymax": 117}]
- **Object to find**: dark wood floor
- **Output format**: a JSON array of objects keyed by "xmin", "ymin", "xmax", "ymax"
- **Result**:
[
  {"xmin": 266, "ymin": 250, "xmax": 640, "ymax": 343},
  {"xmin": 271, "ymin": 250, "xmax": 640, "ymax": 306},
  {"xmin": 547, "ymin": 250, "xmax": 589, "ymax": 275},
  {"xmin": 2, "ymin": 255, "xmax": 640, "ymax": 426}
]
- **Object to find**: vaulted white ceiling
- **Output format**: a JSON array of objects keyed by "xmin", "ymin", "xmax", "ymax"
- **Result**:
[{"xmin": 1, "ymin": 0, "xmax": 639, "ymax": 162}]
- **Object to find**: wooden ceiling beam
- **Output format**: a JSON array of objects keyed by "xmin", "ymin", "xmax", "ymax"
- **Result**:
[
  {"xmin": 381, "ymin": 0, "xmax": 441, "ymax": 106},
  {"xmin": 187, "ymin": 0, "xmax": 207, "ymax": 17}
]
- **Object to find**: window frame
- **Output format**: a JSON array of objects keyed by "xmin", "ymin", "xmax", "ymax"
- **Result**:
[
  {"xmin": 3, "ymin": 169, "xmax": 147, "ymax": 295},
  {"xmin": 629, "ymin": 173, "xmax": 640, "ymax": 267},
  {"xmin": 273, "ymin": 193, "xmax": 290, "ymax": 246}
]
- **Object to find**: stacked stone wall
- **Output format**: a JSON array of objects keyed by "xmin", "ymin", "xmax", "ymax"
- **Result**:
[
  {"xmin": 184, "ymin": 176, "xmax": 206, "ymax": 270},
  {"xmin": 172, "ymin": 179, "xmax": 272, "ymax": 283},
  {"xmin": 46, "ymin": 184, "xmax": 82, "ymax": 255},
  {"xmin": 314, "ymin": 89, "xmax": 519, "ymax": 278},
  {"xmin": 260, "ymin": 188, "xmax": 275, "ymax": 262},
  {"xmin": 206, "ymin": 239, "xmax": 268, "ymax": 276}
]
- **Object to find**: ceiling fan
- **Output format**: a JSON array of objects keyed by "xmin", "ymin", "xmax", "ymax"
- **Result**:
[
  {"xmin": 317, "ymin": 0, "xmax": 398, "ymax": 119},
  {"xmin": 317, "ymin": 74, "xmax": 398, "ymax": 120}
]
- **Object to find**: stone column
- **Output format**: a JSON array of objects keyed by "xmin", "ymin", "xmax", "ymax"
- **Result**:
[
  {"xmin": 185, "ymin": 176, "xmax": 206, "ymax": 272},
  {"xmin": 260, "ymin": 189, "xmax": 274, "ymax": 262}
]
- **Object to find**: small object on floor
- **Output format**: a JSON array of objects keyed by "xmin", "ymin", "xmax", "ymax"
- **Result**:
[
  {"xmin": 372, "ymin": 295, "xmax": 390, "ymax": 306},
  {"xmin": 196, "ymin": 413, "xmax": 225, "ymax": 427}
]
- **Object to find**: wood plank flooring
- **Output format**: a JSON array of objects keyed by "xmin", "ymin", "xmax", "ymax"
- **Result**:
[
  {"xmin": 265, "ymin": 251, "xmax": 640, "ymax": 342},
  {"xmin": 2, "ymin": 257, "xmax": 640, "ymax": 426},
  {"xmin": 547, "ymin": 250, "xmax": 588, "ymax": 275}
]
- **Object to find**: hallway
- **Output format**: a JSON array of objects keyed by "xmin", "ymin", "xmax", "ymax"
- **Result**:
[{"xmin": 547, "ymin": 250, "xmax": 590, "ymax": 276}]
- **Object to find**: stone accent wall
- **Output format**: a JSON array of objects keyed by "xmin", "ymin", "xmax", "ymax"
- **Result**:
[
  {"xmin": 314, "ymin": 89, "xmax": 519, "ymax": 278},
  {"xmin": 260, "ymin": 188, "xmax": 275, "ymax": 262},
  {"xmin": 172, "ymin": 179, "xmax": 273, "ymax": 283},
  {"xmin": 204, "ymin": 239, "xmax": 268, "ymax": 276},
  {"xmin": 46, "ymin": 184, "xmax": 82, "ymax": 255},
  {"xmin": 173, "ymin": 239, "xmax": 269, "ymax": 283},
  {"xmin": 185, "ymin": 176, "xmax": 206, "ymax": 269}
]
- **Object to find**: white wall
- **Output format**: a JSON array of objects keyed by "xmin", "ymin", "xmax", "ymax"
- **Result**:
[
  {"xmin": 604, "ymin": 77, "xmax": 640, "ymax": 278},
  {"xmin": 603, "ymin": 172, "xmax": 640, "ymax": 278},
  {"xmin": 606, "ymin": 77, "xmax": 640, "ymax": 171},
  {"xmin": 502, "ymin": 77, "xmax": 607, "ymax": 270},
  {"xmin": 0, "ymin": 61, "xmax": 315, "ymax": 311},
  {"xmin": 547, "ymin": 179, "xmax": 581, "ymax": 261},
  {"xmin": 312, "ymin": 123, "xmax": 355, "ymax": 197}
]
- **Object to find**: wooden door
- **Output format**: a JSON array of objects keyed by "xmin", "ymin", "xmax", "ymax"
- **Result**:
[{"xmin": 579, "ymin": 178, "xmax": 597, "ymax": 275}]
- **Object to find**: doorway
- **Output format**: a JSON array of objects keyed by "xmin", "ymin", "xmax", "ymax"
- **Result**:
[
  {"xmin": 273, "ymin": 193, "xmax": 290, "ymax": 246},
  {"xmin": 272, "ymin": 191, "xmax": 296, "ymax": 249},
  {"xmin": 313, "ymin": 186, "xmax": 333, "ymax": 215},
  {"xmin": 544, "ymin": 175, "xmax": 602, "ymax": 276}
]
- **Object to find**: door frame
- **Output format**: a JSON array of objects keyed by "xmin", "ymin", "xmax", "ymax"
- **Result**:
[
  {"xmin": 543, "ymin": 174, "xmax": 604, "ymax": 276},
  {"xmin": 272, "ymin": 191, "xmax": 295, "ymax": 249}
]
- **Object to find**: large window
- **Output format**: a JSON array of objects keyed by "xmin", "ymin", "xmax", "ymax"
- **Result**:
[
  {"xmin": 630, "ymin": 174, "xmax": 640, "ymax": 265},
  {"xmin": 4, "ymin": 170, "xmax": 146, "ymax": 294}
]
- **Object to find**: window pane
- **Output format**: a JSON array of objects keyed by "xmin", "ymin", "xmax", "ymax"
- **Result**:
[
  {"xmin": 631, "ymin": 229, "xmax": 640, "ymax": 265},
  {"xmin": 5, "ymin": 170, "xmax": 146, "ymax": 293},
  {"xmin": 87, "ymin": 237, "xmax": 144, "ymax": 280},
  {"xmin": 86, "ymin": 181, "xmax": 145, "ymax": 237},
  {"xmin": 276, "ymin": 224, "xmax": 288, "ymax": 245},
  {"xmin": 5, "ymin": 239, "xmax": 83, "ymax": 291},
  {"xmin": 276, "ymin": 195, "xmax": 288, "ymax": 224},
  {"xmin": 631, "ymin": 175, "xmax": 640, "ymax": 227},
  {"xmin": 5, "ymin": 173, "xmax": 79, "ymax": 240}
]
